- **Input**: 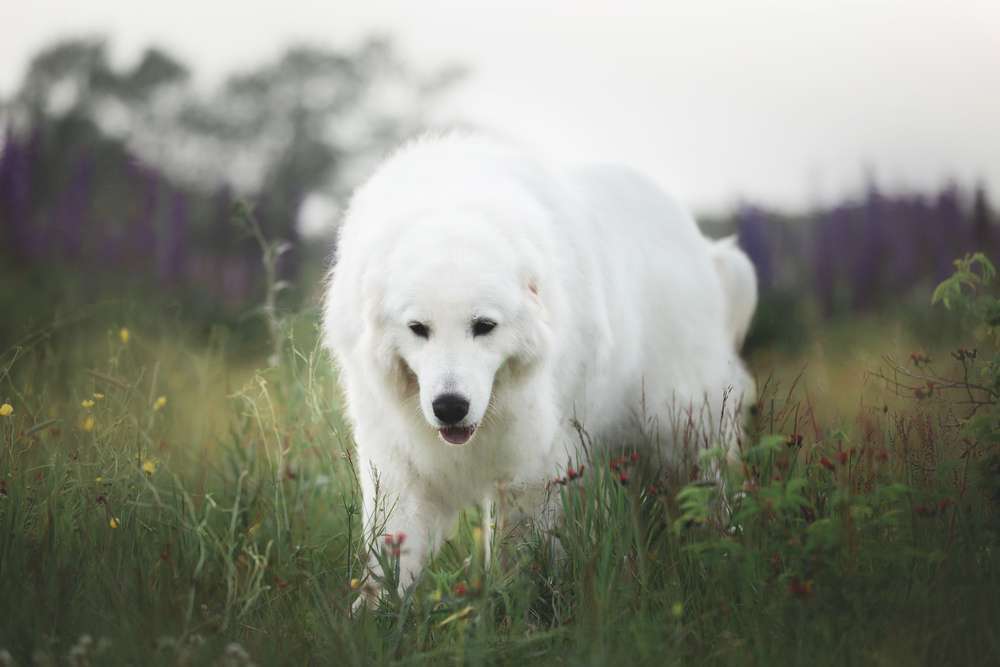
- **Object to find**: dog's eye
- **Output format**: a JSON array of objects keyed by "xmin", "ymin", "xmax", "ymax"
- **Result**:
[
  {"xmin": 472, "ymin": 319, "xmax": 496, "ymax": 337},
  {"xmin": 408, "ymin": 322, "xmax": 430, "ymax": 339}
]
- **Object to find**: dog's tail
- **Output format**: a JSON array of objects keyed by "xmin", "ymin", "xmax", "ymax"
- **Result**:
[{"xmin": 710, "ymin": 236, "xmax": 758, "ymax": 348}]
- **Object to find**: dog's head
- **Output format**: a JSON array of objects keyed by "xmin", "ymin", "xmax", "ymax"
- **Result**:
[{"xmin": 324, "ymin": 208, "xmax": 553, "ymax": 447}]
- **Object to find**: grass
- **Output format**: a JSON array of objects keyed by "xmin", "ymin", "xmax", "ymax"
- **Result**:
[{"xmin": 0, "ymin": 305, "xmax": 998, "ymax": 666}]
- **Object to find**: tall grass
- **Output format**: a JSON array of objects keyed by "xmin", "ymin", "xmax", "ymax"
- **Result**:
[{"xmin": 0, "ymin": 298, "xmax": 997, "ymax": 665}]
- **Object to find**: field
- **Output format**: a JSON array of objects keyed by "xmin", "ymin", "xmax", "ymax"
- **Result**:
[{"xmin": 0, "ymin": 273, "xmax": 998, "ymax": 667}]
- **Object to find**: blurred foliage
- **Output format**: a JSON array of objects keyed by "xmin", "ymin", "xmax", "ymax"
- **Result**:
[
  {"xmin": 0, "ymin": 36, "xmax": 465, "ymax": 346},
  {"xmin": 710, "ymin": 185, "xmax": 999, "ymax": 354},
  {"xmin": 0, "ymin": 261, "xmax": 997, "ymax": 665}
]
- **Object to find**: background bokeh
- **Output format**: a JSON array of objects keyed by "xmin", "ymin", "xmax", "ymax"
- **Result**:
[
  {"xmin": 2, "ymin": 1, "xmax": 998, "ymax": 356},
  {"xmin": 2, "ymin": 4, "xmax": 999, "ymax": 664}
]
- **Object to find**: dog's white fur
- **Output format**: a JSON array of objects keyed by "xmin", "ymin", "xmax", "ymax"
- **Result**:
[{"xmin": 322, "ymin": 134, "xmax": 757, "ymax": 598}]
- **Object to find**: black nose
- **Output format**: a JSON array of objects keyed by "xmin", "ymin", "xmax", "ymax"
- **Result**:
[{"xmin": 432, "ymin": 393, "xmax": 469, "ymax": 425}]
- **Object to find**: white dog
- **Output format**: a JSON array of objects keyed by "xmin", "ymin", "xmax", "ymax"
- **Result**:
[{"xmin": 322, "ymin": 134, "xmax": 756, "ymax": 603}]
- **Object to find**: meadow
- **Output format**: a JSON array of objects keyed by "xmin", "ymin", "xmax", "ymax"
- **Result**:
[{"xmin": 0, "ymin": 256, "xmax": 998, "ymax": 666}]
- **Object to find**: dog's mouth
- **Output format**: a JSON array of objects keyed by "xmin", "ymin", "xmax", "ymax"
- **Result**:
[{"xmin": 438, "ymin": 424, "xmax": 476, "ymax": 446}]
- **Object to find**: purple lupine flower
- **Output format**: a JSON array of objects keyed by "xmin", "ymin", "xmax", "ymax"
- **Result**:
[
  {"xmin": 158, "ymin": 187, "xmax": 189, "ymax": 284},
  {"xmin": 0, "ymin": 127, "xmax": 41, "ymax": 261},
  {"xmin": 971, "ymin": 184, "xmax": 993, "ymax": 252},
  {"xmin": 53, "ymin": 151, "xmax": 94, "ymax": 260},
  {"xmin": 736, "ymin": 204, "xmax": 773, "ymax": 291},
  {"xmin": 932, "ymin": 185, "xmax": 963, "ymax": 280},
  {"xmin": 128, "ymin": 159, "xmax": 159, "ymax": 267},
  {"xmin": 851, "ymin": 183, "xmax": 885, "ymax": 310},
  {"xmin": 814, "ymin": 204, "xmax": 856, "ymax": 316}
]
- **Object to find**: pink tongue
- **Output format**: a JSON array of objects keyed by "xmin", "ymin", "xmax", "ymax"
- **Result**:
[{"xmin": 439, "ymin": 426, "xmax": 475, "ymax": 445}]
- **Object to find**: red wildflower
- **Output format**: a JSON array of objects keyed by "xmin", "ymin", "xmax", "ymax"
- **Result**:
[
  {"xmin": 384, "ymin": 532, "xmax": 407, "ymax": 557},
  {"xmin": 787, "ymin": 577, "xmax": 814, "ymax": 599},
  {"xmin": 819, "ymin": 457, "xmax": 835, "ymax": 471}
]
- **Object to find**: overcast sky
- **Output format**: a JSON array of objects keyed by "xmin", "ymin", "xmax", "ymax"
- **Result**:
[{"xmin": 3, "ymin": 0, "xmax": 998, "ymax": 211}]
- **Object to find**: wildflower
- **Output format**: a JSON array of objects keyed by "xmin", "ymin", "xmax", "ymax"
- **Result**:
[
  {"xmin": 350, "ymin": 578, "xmax": 362, "ymax": 590},
  {"xmin": 0, "ymin": 403, "xmax": 12, "ymax": 417},
  {"xmin": 384, "ymin": 532, "xmax": 407, "ymax": 557},
  {"xmin": 671, "ymin": 602, "xmax": 684, "ymax": 618},
  {"xmin": 836, "ymin": 451, "xmax": 849, "ymax": 465},
  {"xmin": 119, "ymin": 327, "xmax": 130, "ymax": 344},
  {"xmin": 141, "ymin": 458, "xmax": 157, "ymax": 475},
  {"xmin": 109, "ymin": 517, "xmax": 120, "ymax": 529},
  {"xmin": 93, "ymin": 393, "xmax": 105, "ymax": 400},
  {"xmin": 788, "ymin": 576, "xmax": 814, "ymax": 598},
  {"xmin": 95, "ymin": 476, "xmax": 103, "ymax": 483},
  {"xmin": 630, "ymin": 451, "xmax": 640, "ymax": 463},
  {"xmin": 81, "ymin": 399, "xmax": 95, "ymax": 409},
  {"xmin": 819, "ymin": 456, "xmax": 835, "ymax": 471},
  {"xmin": 453, "ymin": 582, "xmax": 468, "ymax": 596},
  {"xmin": 618, "ymin": 471, "xmax": 629, "ymax": 486},
  {"xmin": 81, "ymin": 416, "xmax": 96, "ymax": 432},
  {"xmin": 153, "ymin": 396, "xmax": 167, "ymax": 411}
]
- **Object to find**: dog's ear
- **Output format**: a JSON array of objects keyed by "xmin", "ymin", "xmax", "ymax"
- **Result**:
[
  {"xmin": 512, "ymin": 275, "xmax": 551, "ymax": 370},
  {"xmin": 322, "ymin": 253, "xmax": 373, "ymax": 354},
  {"xmin": 527, "ymin": 279, "xmax": 541, "ymax": 303}
]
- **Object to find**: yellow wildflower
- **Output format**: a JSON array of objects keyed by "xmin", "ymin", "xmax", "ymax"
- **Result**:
[
  {"xmin": 95, "ymin": 476, "xmax": 103, "ymax": 483},
  {"xmin": 81, "ymin": 416, "xmax": 96, "ymax": 432},
  {"xmin": 81, "ymin": 399, "xmax": 95, "ymax": 409},
  {"xmin": 93, "ymin": 393, "xmax": 105, "ymax": 400},
  {"xmin": 141, "ymin": 459, "xmax": 157, "ymax": 475},
  {"xmin": 0, "ymin": 403, "xmax": 12, "ymax": 417},
  {"xmin": 350, "ymin": 578, "xmax": 362, "ymax": 590},
  {"xmin": 119, "ymin": 327, "xmax": 130, "ymax": 344},
  {"xmin": 153, "ymin": 396, "xmax": 167, "ymax": 411},
  {"xmin": 671, "ymin": 602, "xmax": 684, "ymax": 618},
  {"xmin": 109, "ymin": 517, "xmax": 120, "ymax": 529}
]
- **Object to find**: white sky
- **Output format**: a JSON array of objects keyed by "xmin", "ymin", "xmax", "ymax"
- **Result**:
[{"xmin": 2, "ymin": 0, "xmax": 999, "ymax": 212}]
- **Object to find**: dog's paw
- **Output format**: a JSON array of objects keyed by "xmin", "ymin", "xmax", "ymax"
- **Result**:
[{"xmin": 350, "ymin": 582, "xmax": 381, "ymax": 617}]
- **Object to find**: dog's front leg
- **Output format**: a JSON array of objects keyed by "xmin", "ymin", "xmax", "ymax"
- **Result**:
[{"xmin": 352, "ymin": 463, "xmax": 453, "ymax": 613}]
